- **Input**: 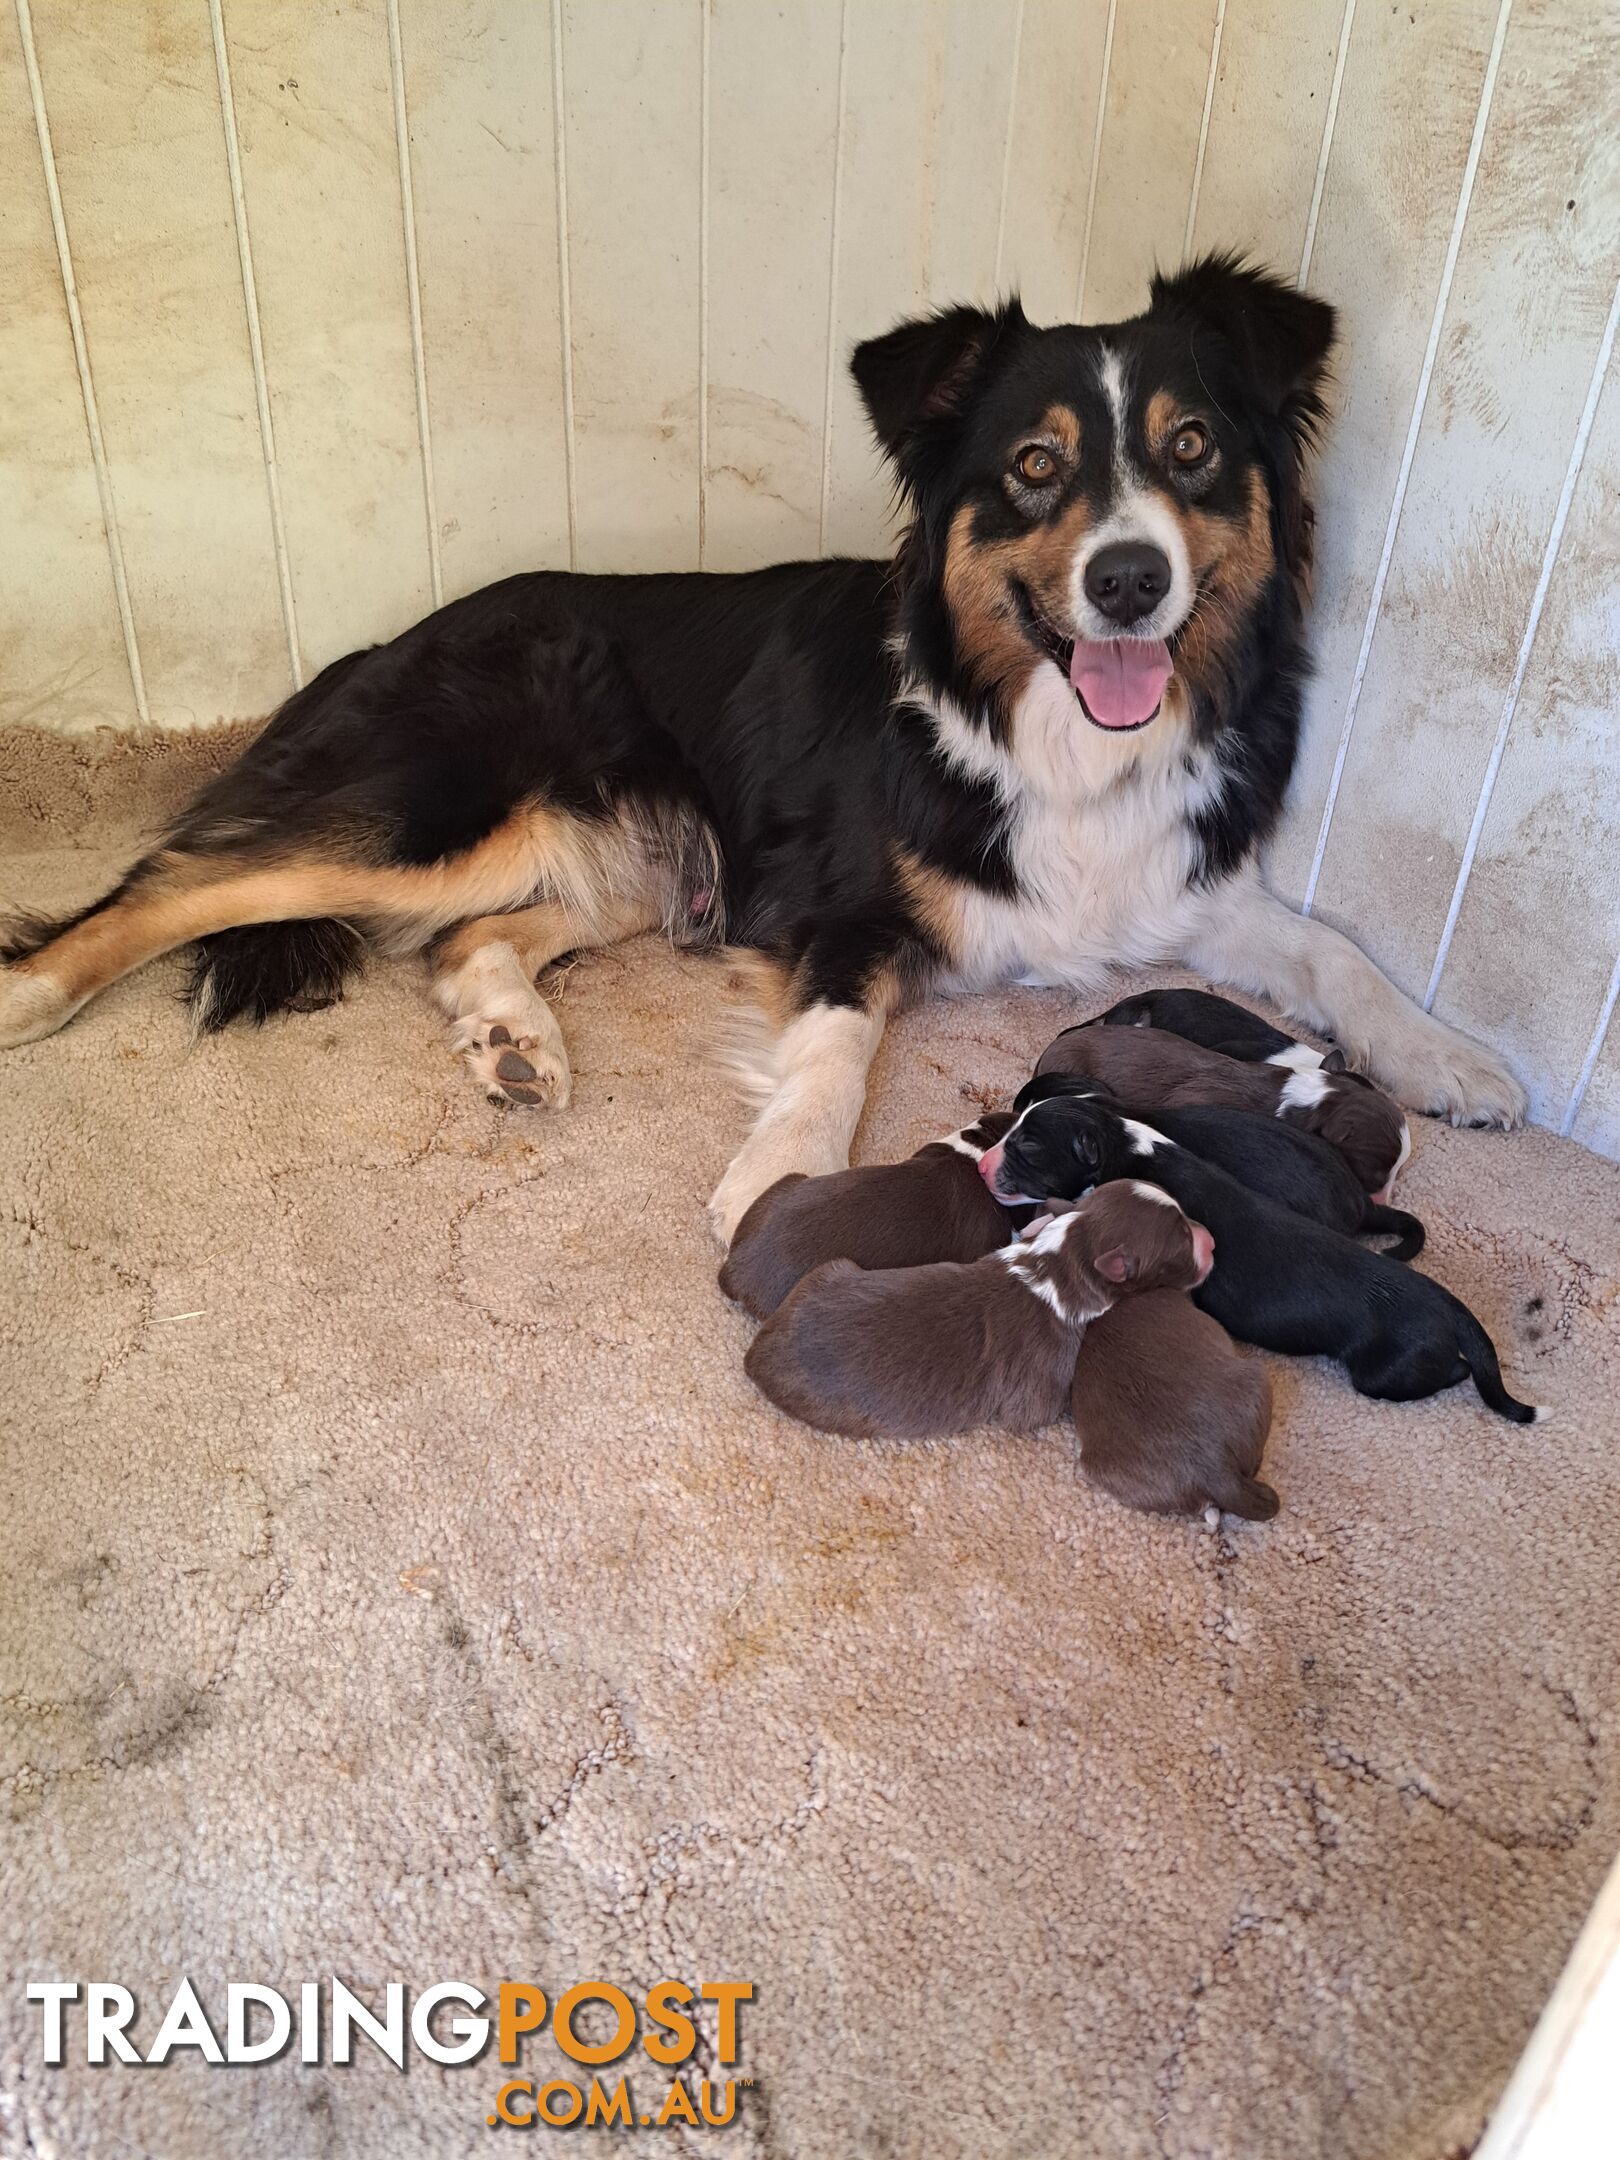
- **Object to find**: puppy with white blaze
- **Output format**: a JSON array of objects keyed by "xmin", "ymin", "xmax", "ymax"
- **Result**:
[{"xmin": 0, "ymin": 256, "xmax": 1524, "ymax": 1240}]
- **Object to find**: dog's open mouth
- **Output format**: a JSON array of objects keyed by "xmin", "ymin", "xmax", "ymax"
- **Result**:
[{"xmin": 1016, "ymin": 587, "xmax": 1174, "ymax": 732}]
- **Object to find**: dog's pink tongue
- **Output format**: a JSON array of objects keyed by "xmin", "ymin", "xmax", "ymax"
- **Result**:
[{"xmin": 1070, "ymin": 637, "xmax": 1172, "ymax": 728}]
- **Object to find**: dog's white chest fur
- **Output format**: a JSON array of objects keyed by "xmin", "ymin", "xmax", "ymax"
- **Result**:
[{"xmin": 924, "ymin": 672, "xmax": 1222, "ymax": 993}]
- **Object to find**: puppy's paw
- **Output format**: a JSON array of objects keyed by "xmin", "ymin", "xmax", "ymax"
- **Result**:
[
  {"xmin": 455, "ymin": 1018, "xmax": 572, "ymax": 1110},
  {"xmin": 1366, "ymin": 1017, "xmax": 1526, "ymax": 1130}
]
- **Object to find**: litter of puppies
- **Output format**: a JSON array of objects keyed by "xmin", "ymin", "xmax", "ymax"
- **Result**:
[{"xmin": 724, "ymin": 991, "xmax": 1544, "ymax": 1521}]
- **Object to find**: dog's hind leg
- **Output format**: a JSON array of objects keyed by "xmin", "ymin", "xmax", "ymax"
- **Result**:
[{"xmin": 1180, "ymin": 867, "xmax": 1527, "ymax": 1128}]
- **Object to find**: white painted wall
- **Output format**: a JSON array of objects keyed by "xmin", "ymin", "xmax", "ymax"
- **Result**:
[{"xmin": 2, "ymin": 0, "xmax": 1616, "ymax": 1154}]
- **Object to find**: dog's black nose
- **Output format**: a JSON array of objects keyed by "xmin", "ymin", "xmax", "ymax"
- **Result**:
[{"xmin": 1084, "ymin": 542, "xmax": 1171, "ymax": 628}]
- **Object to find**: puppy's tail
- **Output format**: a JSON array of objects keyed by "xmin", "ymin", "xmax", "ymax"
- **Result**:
[
  {"xmin": 186, "ymin": 919, "xmax": 367, "ymax": 1030},
  {"xmin": 1212, "ymin": 1473, "xmax": 1280, "ymax": 1522},
  {"xmin": 1361, "ymin": 1202, "xmax": 1425, "ymax": 1261},
  {"xmin": 1455, "ymin": 1306, "xmax": 1540, "ymax": 1424}
]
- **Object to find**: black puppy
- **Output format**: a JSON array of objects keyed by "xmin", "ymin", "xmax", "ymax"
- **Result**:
[
  {"xmin": 1010, "ymin": 1073, "xmax": 1424, "ymax": 1258},
  {"xmin": 1090, "ymin": 987, "xmax": 1334, "ymax": 1071},
  {"xmin": 982, "ymin": 1095, "xmax": 1539, "ymax": 1422}
]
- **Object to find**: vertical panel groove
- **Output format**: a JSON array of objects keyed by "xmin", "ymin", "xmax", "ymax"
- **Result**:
[
  {"xmin": 1563, "ymin": 946, "xmax": 1620, "ymax": 1138},
  {"xmin": 992, "ymin": 0, "xmax": 1026, "ymax": 293},
  {"xmin": 386, "ymin": 0, "xmax": 442, "ymax": 608},
  {"xmin": 1300, "ymin": 0, "xmax": 1514, "ymax": 915},
  {"xmin": 698, "ymin": 0, "xmax": 711, "ymax": 567},
  {"xmin": 16, "ymin": 0, "xmax": 150, "ymax": 723},
  {"xmin": 549, "ymin": 0, "xmax": 579, "ymax": 570},
  {"xmin": 816, "ymin": 0, "xmax": 851, "ymax": 555},
  {"xmin": 1298, "ymin": 0, "xmax": 1357, "ymax": 286},
  {"xmin": 1074, "ymin": 0, "xmax": 1116, "ymax": 317},
  {"xmin": 1182, "ymin": 0, "xmax": 1227, "ymax": 259},
  {"xmin": 209, "ymin": 0, "xmax": 301, "ymax": 688},
  {"xmin": 1425, "ymin": 276, "xmax": 1620, "ymax": 1011}
]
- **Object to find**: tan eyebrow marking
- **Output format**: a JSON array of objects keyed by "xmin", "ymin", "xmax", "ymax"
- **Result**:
[{"xmin": 1034, "ymin": 403, "xmax": 1081, "ymax": 460}]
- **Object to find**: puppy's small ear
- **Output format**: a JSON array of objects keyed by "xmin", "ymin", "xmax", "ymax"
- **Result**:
[
  {"xmin": 1321, "ymin": 1046, "xmax": 1348, "ymax": 1075},
  {"xmin": 1150, "ymin": 252, "xmax": 1334, "ymax": 427},
  {"xmin": 851, "ymin": 300, "xmax": 1026, "ymax": 493},
  {"xmin": 1095, "ymin": 1248, "xmax": 1137, "ymax": 1285}
]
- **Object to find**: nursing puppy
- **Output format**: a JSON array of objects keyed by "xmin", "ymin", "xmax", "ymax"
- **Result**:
[
  {"xmin": 1073, "ymin": 1290, "xmax": 1277, "ymax": 1521},
  {"xmin": 1011, "ymin": 1073, "xmax": 1424, "ymax": 1256},
  {"xmin": 744, "ymin": 1183, "xmax": 1213, "ymax": 1440},
  {"xmin": 1092, "ymin": 987, "xmax": 1329, "ymax": 1070},
  {"xmin": 984, "ymin": 1094, "xmax": 1539, "ymax": 1422},
  {"xmin": 1033, "ymin": 1023, "xmax": 1409, "ymax": 1195},
  {"xmin": 719, "ymin": 1112, "xmax": 1019, "ymax": 1319}
]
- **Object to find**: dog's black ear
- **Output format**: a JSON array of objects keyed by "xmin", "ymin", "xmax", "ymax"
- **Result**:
[
  {"xmin": 851, "ymin": 300, "xmax": 1026, "ymax": 487},
  {"xmin": 1150, "ymin": 253, "xmax": 1335, "ymax": 431}
]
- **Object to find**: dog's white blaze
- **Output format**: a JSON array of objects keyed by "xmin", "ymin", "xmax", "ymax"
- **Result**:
[
  {"xmin": 1279, "ymin": 1066, "xmax": 1332, "ymax": 1111},
  {"xmin": 1121, "ymin": 1117, "xmax": 1169, "ymax": 1156},
  {"xmin": 1129, "ymin": 1179, "xmax": 1181, "ymax": 1208},
  {"xmin": 1264, "ymin": 1041, "xmax": 1328, "ymax": 1074},
  {"xmin": 1071, "ymin": 340, "xmax": 1197, "ymax": 646},
  {"xmin": 919, "ymin": 679, "xmax": 1224, "ymax": 995}
]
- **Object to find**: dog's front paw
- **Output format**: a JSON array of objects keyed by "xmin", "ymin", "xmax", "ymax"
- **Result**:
[
  {"xmin": 1366, "ymin": 1017, "xmax": 1527, "ymax": 1130},
  {"xmin": 709, "ymin": 1120, "xmax": 848, "ymax": 1246}
]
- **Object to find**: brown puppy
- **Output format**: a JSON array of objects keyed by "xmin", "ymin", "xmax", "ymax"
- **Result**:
[
  {"xmin": 1034, "ymin": 1024, "xmax": 1409, "ymax": 1195},
  {"xmin": 1072, "ymin": 1290, "xmax": 1277, "ymax": 1521},
  {"xmin": 744, "ymin": 1182, "xmax": 1213, "ymax": 1439},
  {"xmin": 719, "ymin": 1113, "xmax": 1018, "ymax": 1319}
]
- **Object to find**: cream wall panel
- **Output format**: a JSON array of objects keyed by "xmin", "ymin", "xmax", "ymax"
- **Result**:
[
  {"xmin": 704, "ymin": 0, "xmax": 843, "ymax": 572},
  {"xmin": 0, "ymin": 10, "xmax": 133, "ymax": 733},
  {"xmin": 220, "ymin": 0, "xmax": 433, "ymax": 674},
  {"xmin": 396, "ymin": 0, "xmax": 571, "ymax": 597},
  {"xmin": 1188, "ymin": 0, "xmax": 1346, "ymax": 271},
  {"xmin": 1081, "ymin": 0, "xmax": 1218, "ymax": 323},
  {"xmin": 1266, "ymin": 0, "xmax": 1499, "ymax": 906},
  {"xmin": 822, "ymin": 0, "xmax": 1019, "ymax": 557},
  {"xmin": 1571, "ymin": 1024, "xmax": 1620, "ymax": 1161},
  {"xmin": 560, "ymin": 0, "xmax": 702, "ymax": 574},
  {"xmin": 1437, "ymin": 353, "xmax": 1620, "ymax": 1134},
  {"xmin": 998, "ymin": 0, "xmax": 1110, "ymax": 326},
  {"xmin": 1308, "ymin": 0, "xmax": 1619, "ymax": 997},
  {"xmin": 29, "ymin": 0, "xmax": 290, "ymax": 728}
]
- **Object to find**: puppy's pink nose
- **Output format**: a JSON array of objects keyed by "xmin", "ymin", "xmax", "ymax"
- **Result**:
[
  {"xmin": 1190, "ymin": 1223, "xmax": 1215, "ymax": 1282},
  {"xmin": 978, "ymin": 1142, "xmax": 1006, "ymax": 1190}
]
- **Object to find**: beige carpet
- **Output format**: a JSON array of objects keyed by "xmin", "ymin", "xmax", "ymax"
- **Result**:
[{"xmin": 2, "ymin": 725, "xmax": 1618, "ymax": 2160}]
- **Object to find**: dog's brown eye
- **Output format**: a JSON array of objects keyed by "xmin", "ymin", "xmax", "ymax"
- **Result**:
[
  {"xmin": 1015, "ymin": 445, "xmax": 1059, "ymax": 485},
  {"xmin": 1171, "ymin": 423, "xmax": 1210, "ymax": 468}
]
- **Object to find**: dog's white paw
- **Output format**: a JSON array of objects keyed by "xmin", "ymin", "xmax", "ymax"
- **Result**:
[
  {"xmin": 453, "ymin": 1016, "xmax": 572, "ymax": 1110},
  {"xmin": 1364, "ymin": 1016, "xmax": 1527, "ymax": 1130},
  {"xmin": 0, "ymin": 963, "xmax": 76, "ymax": 1050},
  {"xmin": 708, "ymin": 1120, "xmax": 848, "ymax": 1246}
]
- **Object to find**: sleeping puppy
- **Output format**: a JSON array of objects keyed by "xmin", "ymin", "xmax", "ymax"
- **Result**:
[
  {"xmin": 1011, "ymin": 1074, "xmax": 1424, "ymax": 1257},
  {"xmin": 719, "ymin": 1112, "xmax": 1020, "ymax": 1319},
  {"xmin": 1033, "ymin": 1023, "xmax": 1409, "ymax": 1196},
  {"xmin": 1073, "ymin": 1289, "xmax": 1277, "ymax": 1521},
  {"xmin": 743, "ymin": 1182, "xmax": 1213, "ymax": 1440},
  {"xmin": 983, "ymin": 1094, "xmax": 1540, "ymax": 1423},
  {"xmin": 1091, "ymin": 987, "xmax": 1330, "ymax": 1072}
]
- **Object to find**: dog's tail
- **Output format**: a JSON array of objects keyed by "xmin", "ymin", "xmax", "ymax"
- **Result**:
[
  {"xmin": 185, "ymin": 919, "xmax": 368, "ymax": 1031},
  {"xmin": 1454, "ymin": 1304, "xmax": 1541, "ymax": 1424},
  {"xmin": 1362, "ymin": 1202, "xmax": 1425, "ymax": 1261}
]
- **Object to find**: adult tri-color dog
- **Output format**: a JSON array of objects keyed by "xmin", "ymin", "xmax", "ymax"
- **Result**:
[{"xmin": 0, "ymin": 256, "xmax": 1524, "ymax": 1239}]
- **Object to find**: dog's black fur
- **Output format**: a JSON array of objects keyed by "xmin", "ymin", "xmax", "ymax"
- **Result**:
[
  {"xmin": 1008, "ymin": 1072, "xmax": 1424, "ymax": 1256},
  {"xmin": 985, "ymin": 1095, "xmax": 1537, "ymax": 1421},
  {"xmin": 1091, "ymin": 987, "xmax": 1334, "ymax": 1067}
]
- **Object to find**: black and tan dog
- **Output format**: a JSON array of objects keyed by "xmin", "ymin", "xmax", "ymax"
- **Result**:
[{"xmin": 0, "ymin": 256, "xmax": 1523, "ymax": 1242}]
